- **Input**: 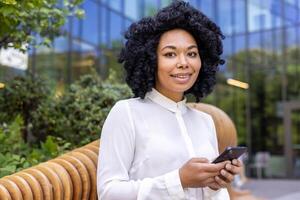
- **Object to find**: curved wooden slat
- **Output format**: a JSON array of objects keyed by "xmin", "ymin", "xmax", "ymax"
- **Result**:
[
  {"xmin": 0, "ymin": 179, "xmax": 23, "ymax": 200},
  {"xmin": 74, "ymin": 148, "xmax": 98, "ymax": 167},
  {"xmin": 34, "ymin": 165, "xmax": 64, "ymax": 200},
  {"xmin": 60, "ymin": 155, "xmax": 90, "ymax": 200},
  {"xmin": 50, "ymin": 159, "xmax": 82, "ymax": 200},
  {"xmin": 83, "ymin": 144, "xmax": 99, "ymax": 155},
  {"xmin": 64, "ymin": 152, "xmax": 97, "ymax": 200},
  {"xmin": 46, "ymin": 162, "xmax": 73, "ymax": 200},
  {"xmin": 24, "ymin": 168, "xmax": 53, "ymax": 200},
  {"xmin": 0, "ymin": 184, "xmax": 12, "ymax": 200},
  {"xmin": 16, "ymin": 172, "xmax": 43, "ymax": 200},
  {"xmin": 4, "ymin": 176, "xmax": 33, "ymax": 200},
  {"xmin": 88, "ymin": 140, "xmax": 99, "ymax": 148}
]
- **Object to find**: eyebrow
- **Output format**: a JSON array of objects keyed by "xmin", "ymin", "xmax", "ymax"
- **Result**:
[{"xmin": 161, "ymin": 45, "xmax": 198, "ymax": 51}]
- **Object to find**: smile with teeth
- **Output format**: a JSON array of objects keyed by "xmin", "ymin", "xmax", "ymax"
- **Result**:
[
  {"xmin": 170, "ymin": 73, "xmax": 193, "ymax": 84},
  {"xmin": 170, "ymin": 74, "xmax": 192, "ymax": 78}
]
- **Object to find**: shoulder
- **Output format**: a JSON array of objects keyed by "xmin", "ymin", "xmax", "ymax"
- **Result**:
[
  {"xmin": 108, "ymin": 97, "xmax": 142, "ymax": 116},
  {"xmin": 111, "ymin": 98, "xmax": 140, "ymax": 110},
  {"xmin": 187, "ymin": 106, "xmax": 214, "ymax": 122}
]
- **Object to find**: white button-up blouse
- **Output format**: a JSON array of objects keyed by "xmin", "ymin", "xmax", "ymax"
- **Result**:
[{"xmin": 97, "ymin": 89, "xmax": 230, "ymax": 200}]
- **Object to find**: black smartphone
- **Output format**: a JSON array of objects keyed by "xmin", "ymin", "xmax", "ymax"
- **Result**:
[{"xmin": 212, "ymin": 146, "xmax": 247, "ymax": 164}]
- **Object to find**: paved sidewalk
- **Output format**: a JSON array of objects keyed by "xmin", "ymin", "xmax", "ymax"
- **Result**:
[{"xmin": 240, "ymin": 179, "xmax": 300, "ymax": 200}]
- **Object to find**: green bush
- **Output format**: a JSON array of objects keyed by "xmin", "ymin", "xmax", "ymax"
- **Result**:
[
  {"xmin": 0, "ymin": 73, "xmax": 132, "ymax": 177},
  {"xmin": 0, "ymin": 115, "xmax": 71, "ymax": 178},
  {"xmin": 0, "ymin": 75, "xmax": 50, "ymax": 143},
  {"xmin": 32, "ymin": 74, "xmax": 132, "ymax": 146}
]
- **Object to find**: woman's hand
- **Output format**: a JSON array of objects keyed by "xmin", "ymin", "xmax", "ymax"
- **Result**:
[
  {"xmin": 208, "ymin": 159, "xmax": 243, "ymax": 190},
  {"xmin": 179, "ymin": 158, "xmax": 230, "ymax": 189}
]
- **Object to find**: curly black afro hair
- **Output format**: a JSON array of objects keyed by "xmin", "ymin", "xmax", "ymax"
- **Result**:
[{"xmin": 118, "ymin": 0, "xmax": 225, "ymax": 102}]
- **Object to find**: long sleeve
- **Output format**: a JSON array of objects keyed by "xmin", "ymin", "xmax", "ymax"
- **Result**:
[{"xmin": 97, "ymin": 101, "xmax": 186, "ymax": 200}]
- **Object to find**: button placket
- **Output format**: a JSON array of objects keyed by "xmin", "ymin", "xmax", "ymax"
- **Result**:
[{"xmin": 175, "ymin": 110, "xmax": 195, "ymax": 158}]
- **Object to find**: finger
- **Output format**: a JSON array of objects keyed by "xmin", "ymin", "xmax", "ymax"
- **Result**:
[
  {"xmin": 215, "ymin": 175, "xmax": 228, "ymax": 188},
  {"xmin": 203, "ymin": 177, "xmax": 216, "ymax": 184},
  {"xmin": 197, "ymin": 170, "xmax": 222, "ymax": 181},
  {"xmin": 208, "ymin": 182, "xmax": 221, "ymax": 191},
  {"xmin": 203, "ymin": 162, "xmax": 227, "ymax": 172},
  {"xmin": 191, "ymin": 157, "xmax": 209, "ymax": 163},
  {"xmin": 225, "ymin": 163, "xmax": 241, "ymax": 175},
  {"xmin": 231, "ymin": 159, "xmax": 242, "ymax": 167},
  {"xmin": 220, "ymin": 169, "xmax": 234, "ymax": 182}
]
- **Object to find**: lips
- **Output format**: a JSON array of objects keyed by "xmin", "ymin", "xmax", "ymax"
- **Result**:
[
  {"xmin": 170, "ymin": 73, "xmax": 192, "ymax": 78},
  {"xmin": 170, "ymin": 73, "xmax": 192, "ymax": 84}
]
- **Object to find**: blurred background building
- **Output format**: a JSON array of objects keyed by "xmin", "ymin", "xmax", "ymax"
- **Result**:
[{"xmin": 0, "ymin": 0, "xmax": 299, "ymax": 179}]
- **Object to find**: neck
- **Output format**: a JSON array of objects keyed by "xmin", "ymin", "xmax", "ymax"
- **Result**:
[{"xmin": 154, "ymin": 88, "xmax": 183, "ymax": 102}]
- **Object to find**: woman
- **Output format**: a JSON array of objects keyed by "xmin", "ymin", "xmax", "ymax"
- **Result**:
[{"xmin": 97, "ymin": 1, "xmax": 242, "ymax": 199}]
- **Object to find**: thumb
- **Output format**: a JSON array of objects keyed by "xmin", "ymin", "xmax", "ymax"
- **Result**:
[{"xmin": 191, "ymin": 157, "xmax": 209, "ymax": 163}]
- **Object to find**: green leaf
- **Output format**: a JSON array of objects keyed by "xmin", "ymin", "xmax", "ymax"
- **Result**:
[
  {"xmin": 1, "ymin": 0, "xmax": 17, "ymax": 5},
  {"xmin": 75, "ymin": 9, "xmax": 85, "ymax": 19}
]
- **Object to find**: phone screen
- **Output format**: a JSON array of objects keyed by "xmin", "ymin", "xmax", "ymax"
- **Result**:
[{"xmin": 212, "ymin": 146, "xmax": 247, "ymax": 164}]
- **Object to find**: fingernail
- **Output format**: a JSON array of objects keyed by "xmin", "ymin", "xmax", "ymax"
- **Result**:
[
  {"xmin": 221, "ymin": 170, "xmax": 226, "ymax": 176},
  {"xmin": 226, "ymin": 164, "xmax": 231, "ymax": 170}
]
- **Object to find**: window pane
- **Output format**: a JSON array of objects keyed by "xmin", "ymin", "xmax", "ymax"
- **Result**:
[
  {"xmin": 188, "ymin": 0, "xmax": 198, "ymax": 8},
  {"xmin": 145, "ymin": 0, "xmax": 159, "ymax": 16},
  {"xmin": 234, "ymin": 34, "xmax": 246, "ymax": 54},
  {"xmin": 262, "ymin": 30, "xmax": 274, "ymax": 51},
  {"xmin": 218, "ymin": 0, "xmax": 233, "ymax": 35},
  {"xmin": 82, "ymin": 0, "xmax": 98, "ymax": 45},
  {"xmin": 161, "ymin": 0, "xmax": 172, "ymax": 8},
  {"xmin": 109, "ymin": 11, "xmax": 123, "ymax": 45},
  {"xmin": 223, "ymin": 36, "xmax": 233, "ymax": 57},
  {"xmin": 248, "ymin": 0, "xmax": 274, "ymax": 31},
  {"xmin": 234, "ymin": 0, "xmax": 246, "ymax": 33},
  {"xmin": 249, "ymin": 32, "xmax": 261, "ymax": 50},
  {"xmin": 100, "ymin": 5, "xmax": 108, "ymax": 46},
  {"xmin": 200, "ymin": 0, "xmax": 213, "ymax": 19},
  {"xmin": 125, "ymin": 0, "xmax": 139, "ymax": 20},
  {"xmin": 71, "ymin": 40, "xmax": 97, "ymax": 81},
  {"xmin": 284, "ymin": 1, "xmax": 297, "ymax": 26},
  {"xmin": 109, "ymin": 0, "xmax": 121, "ymax": 12}
]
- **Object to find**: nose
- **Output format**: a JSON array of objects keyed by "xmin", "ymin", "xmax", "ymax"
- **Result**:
[{"xmin": 176, "ymin": 54, "xmax": 188, "ymax": 69}]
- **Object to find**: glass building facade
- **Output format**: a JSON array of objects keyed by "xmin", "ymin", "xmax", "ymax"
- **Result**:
[{"xmin": 1, "ymin": 0, "xmax": 300, "ymax": 178}]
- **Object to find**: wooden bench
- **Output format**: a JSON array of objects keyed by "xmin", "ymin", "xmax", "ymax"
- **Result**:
[{"xmin": 0, "ymin": 103, "xmax": 237, "ymax": 200}]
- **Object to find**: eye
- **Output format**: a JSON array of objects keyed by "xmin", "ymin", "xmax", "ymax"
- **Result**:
[
  {"xmin": 187, "ymin": 52, "xmax": 198, "ymax": 57},
  {"xmin": 164, "ymin": 52, "xmax": 176, "ymax": 58}
]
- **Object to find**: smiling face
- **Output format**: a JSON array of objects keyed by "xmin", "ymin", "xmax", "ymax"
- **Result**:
[{"xmin": 155, "ymin": 29, "xmax": 201, "ymax": 102}]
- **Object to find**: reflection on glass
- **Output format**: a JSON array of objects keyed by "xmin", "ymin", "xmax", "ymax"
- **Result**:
[
  {"xmin": 234, "ymin": 0, "xmax": 246, "ymax": 33},
  {"xmin": 200, "ymin": 0, "xmax": 213, "ymax": 19},
  {"xmin": 109, "ymin": 11, "xmax": 123, "ymax": 45},
  {"xmin": 82, "ymin": 0, "xmax": 98, "ymax": 45},
  {"xmin": 249, "ymin": 32, "xmax": 261, "ymax": 49},
  {"xmin": 234, "ymin": 35, "xmax": 246, "ymax": 55},
  {"xmin": 218, "ymin": 0, "xmax": 233, "ymax": 35},
  {"xmin": 188, "ymin": 0, "xmax": 198, "ymax": 8},
  {"xmin": 125, "ymin": 0, "xmax": 139, "ymax": 19},
  {"xmin": 145, "ymin": 0, "xmax": 159, "ymax": 16},
  {"xmin": 223, "ymin": 36, "xmax": 233, "ymax": 57},
  {"xmin": 71, "ymin": 40, "xmax": 97, "ymax": 81},
  {"xmin": 100, "ymin": 5, "xmax": 108, "ymax": 46},
  {"xmin": 109, "ymin": 0, "xmax": 122, "ymax": 12},
  {"xmin": 160, "ymin": 0, "xmax": 172, "ymax": 8}
]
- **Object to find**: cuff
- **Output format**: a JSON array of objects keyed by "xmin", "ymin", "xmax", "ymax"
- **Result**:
[
  {"xmin": 203, "ymin": 187, "xmax": 230, "ymax": 200},
  {"xmin": 164, "ymin": 169, "xmax": 185, "ymax": 199}
]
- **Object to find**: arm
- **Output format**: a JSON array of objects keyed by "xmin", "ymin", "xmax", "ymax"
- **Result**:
[{"xmin": 97, "ymin": 101, "xmax": 186, "ymax": 200}]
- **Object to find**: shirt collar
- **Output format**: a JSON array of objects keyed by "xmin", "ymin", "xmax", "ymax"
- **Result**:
[{"xmin": 145, "ymin": 88, "xmax": 187, "ymax": 113}]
